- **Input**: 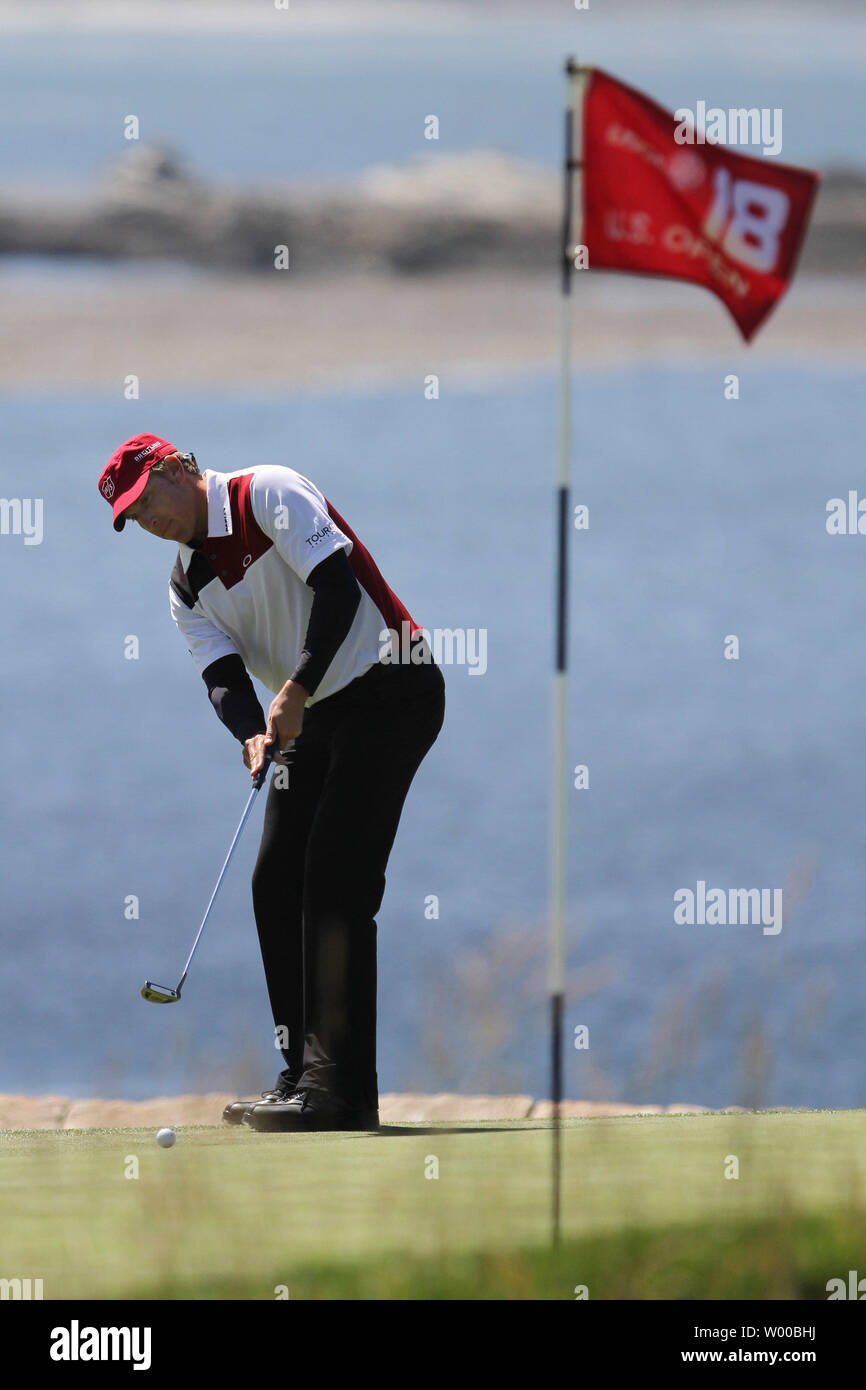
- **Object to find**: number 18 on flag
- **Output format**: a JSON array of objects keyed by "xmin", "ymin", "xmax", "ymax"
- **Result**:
[{"xmin": 572, "ymin": 67, "xmax": 820, "ymax": 341}]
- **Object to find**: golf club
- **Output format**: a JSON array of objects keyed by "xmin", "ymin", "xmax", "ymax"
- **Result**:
[{"xmin": 141, "ymin": 739, "xmax": 292, "ymax": 1004}]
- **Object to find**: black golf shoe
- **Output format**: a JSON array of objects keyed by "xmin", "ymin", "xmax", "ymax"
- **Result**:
[
  {"xmin": 242, "ymin": 1087, "xmax": 379, "ymax": 1133},
  {"xmin": 222, "ymin": 1076, "xmax": 298, "ymax": 1126}
]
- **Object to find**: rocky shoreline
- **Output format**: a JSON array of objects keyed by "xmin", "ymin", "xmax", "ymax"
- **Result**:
[
  {"xmin": 1, "ymin": 145, "xmax": 864, "ymax": 276},
  {"xmin": 0, "ymin": 1090, "xmax": 747, "ymax": 1129}
]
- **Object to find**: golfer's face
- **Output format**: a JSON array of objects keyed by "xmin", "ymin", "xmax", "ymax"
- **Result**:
[{"xmin": 125, "ymin": 470, "xmax": 197, "ymax": 544}]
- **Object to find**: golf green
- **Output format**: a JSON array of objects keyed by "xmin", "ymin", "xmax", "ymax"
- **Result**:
[{"xmin": 1, "ymin": 1111, "xmax": 864, "ymax": 1299}]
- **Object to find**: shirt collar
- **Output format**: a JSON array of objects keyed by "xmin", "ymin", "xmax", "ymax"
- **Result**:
[{"xmin": 205, "ymin": 470, "xmax": 233, "ymax": 539}]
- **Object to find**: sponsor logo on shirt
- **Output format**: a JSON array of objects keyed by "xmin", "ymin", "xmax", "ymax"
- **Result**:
[{"xmin": 305, "ymin": 523, "xmax": 334, "ymax": 548}]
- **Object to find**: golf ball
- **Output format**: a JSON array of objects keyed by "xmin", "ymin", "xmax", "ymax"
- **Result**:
[{"xmin": 156, "ymin": 1128, "xmax": 176, "ymax": 1148}]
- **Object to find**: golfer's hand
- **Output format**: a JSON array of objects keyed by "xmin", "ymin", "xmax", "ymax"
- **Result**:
[
  {"xmin": 244, "ymin": 732, "xmax": 286, "ymax": 783},
  {"xmin": 266, "ymin": 681, "xmax": 307, "ymax": 750}
]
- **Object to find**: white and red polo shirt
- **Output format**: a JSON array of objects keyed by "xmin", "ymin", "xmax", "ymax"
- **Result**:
[{"xmin": 169, "ymin": 466, "xmax": 419, "ymax": 704}]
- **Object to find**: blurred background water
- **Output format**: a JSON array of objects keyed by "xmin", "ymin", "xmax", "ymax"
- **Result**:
[
  {"xmin": 0, "ymin": 0, "xmax": 864, "ymax": 1109},
  {"xmin": 1, "ymin": 365, "xmax": 865, "ymax": 1107},
  {"xmin": 0, "ymin": 7, "xmax": 863, "ymax": 186}
]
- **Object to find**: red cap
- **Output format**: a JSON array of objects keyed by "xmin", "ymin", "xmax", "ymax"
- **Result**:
[{"xmin": 98, "ymin": 433, "xmax": 178, "ymax": 531}]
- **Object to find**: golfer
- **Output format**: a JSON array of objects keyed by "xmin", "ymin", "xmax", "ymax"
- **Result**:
[{"xmin": 99, "ymin": 433, "xmax": 445, "ymax": 1132}]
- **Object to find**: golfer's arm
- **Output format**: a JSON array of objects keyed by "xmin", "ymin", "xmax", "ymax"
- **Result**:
[
  {"xmin": 289, "ymin": 549, "xmax": 361, "ymax": 698},
  {"xmin": 200, "ymin": 551, "xmax": 360, "ymax": 737},
  {"xmin": 202, "ymin": 655, "xmax": 267, "ymax": 744}
]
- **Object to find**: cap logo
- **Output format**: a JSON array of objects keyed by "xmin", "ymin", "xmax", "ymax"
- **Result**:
[
  {"xmin": 101, "ymin": 477, "xmax": 116, "ymax": 499},
  {"xmin": 134, "ymin": 443, "xmax": 155, "ymax": 462}
]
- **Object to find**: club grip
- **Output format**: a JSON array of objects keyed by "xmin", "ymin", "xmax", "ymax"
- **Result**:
[
  {"xmin": 253, "ymin": 738, "xmax": 295, "ymax": 790},
  {"xmin": 253, "ymin": 741, "xmax": 277, "ymax": 790}
]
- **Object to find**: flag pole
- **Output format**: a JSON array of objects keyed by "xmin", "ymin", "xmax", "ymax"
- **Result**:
[{"xmin": 551, "ymin": 53, "xmax": 585, "ymax": 1247}]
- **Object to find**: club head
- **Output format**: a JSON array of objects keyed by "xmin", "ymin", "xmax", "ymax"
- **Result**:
[{"xmin": 141, "ymin": 981, "xmax": 181, "ymax": 1004}]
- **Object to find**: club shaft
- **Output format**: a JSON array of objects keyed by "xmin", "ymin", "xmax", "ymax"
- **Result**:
[{"xmin": 177, "ymin": 781, "xmax": 261, "ymax": 985}]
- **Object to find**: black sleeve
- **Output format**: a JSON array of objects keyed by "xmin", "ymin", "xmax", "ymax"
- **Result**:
[
  {"xmin": 202, "ymin": 653, "xmax": 267, "ymax": 745},
  {"xmin": 290, "ymin": 548, "xmax": 361, "ymax": 697}
]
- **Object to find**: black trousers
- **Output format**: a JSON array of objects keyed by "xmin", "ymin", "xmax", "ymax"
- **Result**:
[{"xmin": 251, "ymin": 651, "xmax": 445, "ymax": 1113}]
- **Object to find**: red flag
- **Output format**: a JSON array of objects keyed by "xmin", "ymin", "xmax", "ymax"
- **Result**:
[{"xmin": 579, "ymin": 68, "xmax": 820, "ymax": 341}]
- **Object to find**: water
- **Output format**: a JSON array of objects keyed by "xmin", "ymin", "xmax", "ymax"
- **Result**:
[
  {"xmin": 1, "ymin": 365, "xmax": 864, "ymax": 1108},
  {"xmin": 0, "ymin": 13, "xmax": 862, "ymax": 186}
]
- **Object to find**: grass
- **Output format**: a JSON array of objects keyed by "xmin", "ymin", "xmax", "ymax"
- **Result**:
[{"xmin": 0, "ymin": 1110, "xmax": 864, "ymax": 1299}]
